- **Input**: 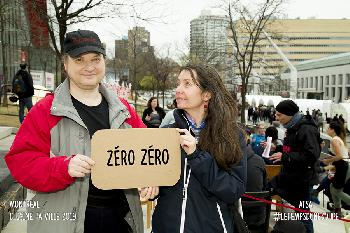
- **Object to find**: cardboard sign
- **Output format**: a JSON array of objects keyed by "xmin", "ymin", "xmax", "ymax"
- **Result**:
[{"xmin": 91, "ymin": 128, "xmax": 181, "ymax": 189}]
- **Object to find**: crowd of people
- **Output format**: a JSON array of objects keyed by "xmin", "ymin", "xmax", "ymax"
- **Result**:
[
  {"xmin": 4, "ymin": 29, "xmax": 350, "ymax": 233},
  {"xmin": 245, "ymin": 100, "xmax": 350, "ymax": 232}
]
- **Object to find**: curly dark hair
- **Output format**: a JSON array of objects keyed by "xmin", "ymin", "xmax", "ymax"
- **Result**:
[
  {"xmin": 179, "ymin": 63, "xmax": 242, "ymax": 170},
  {"xmin": 147, "ymin": 97, "xmax": 159, "ymax": 109}
]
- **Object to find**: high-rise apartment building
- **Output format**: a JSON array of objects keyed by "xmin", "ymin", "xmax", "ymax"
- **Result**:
[
  {"xmin": 113, "ymin": 27, "xmax": 154, "ymax": 85},
  {"xmin": 128, "ymin": 26, "xmax": 153, "ymax": 57},
  {"xmin": 190, "ymin": 12, "xmax": 229, "ymax": 68},
  {"xmin": 114, "ymin": 37, "xmax": 129, "ymax": 83}
]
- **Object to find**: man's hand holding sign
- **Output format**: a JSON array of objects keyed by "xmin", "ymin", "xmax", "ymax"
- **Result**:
[{"xmin": 91, "ymin": 128, "xmax": 181, "ymax": 201}]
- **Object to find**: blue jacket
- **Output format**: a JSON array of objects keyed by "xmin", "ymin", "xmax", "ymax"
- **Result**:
[{"xmin": 152, "ymin": 109, "xmax": 247, "ymax": 233}]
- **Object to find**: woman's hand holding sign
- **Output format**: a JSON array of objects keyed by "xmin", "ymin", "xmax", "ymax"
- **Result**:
[
  {"xmin": 176, "ymin": 128, "xmax": 196, "ymax": 155},
  {"xmin": 68, "ymin": 154, "xmax": 95, "ymax": 178}
]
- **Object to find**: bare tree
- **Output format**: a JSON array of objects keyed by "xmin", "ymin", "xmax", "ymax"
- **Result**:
[
  {"xmin": 149, "ymin": 50, "xmax": 179, "ymax": 107},
  {"xmin": 0, "ymin": 0, "xmax": 23, "ymax": 106},
  {"xmin": 30, "ymin": 0, "xmax": 109, "ymax": 83},
  {"xmin": 225, "ymin": 0, "xmax": 285, "ymax": 123}
]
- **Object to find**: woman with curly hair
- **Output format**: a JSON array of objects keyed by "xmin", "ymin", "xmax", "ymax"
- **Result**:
[{"xmin": 152, "ymin": 63, "xmax": 247, "ymax": 233}]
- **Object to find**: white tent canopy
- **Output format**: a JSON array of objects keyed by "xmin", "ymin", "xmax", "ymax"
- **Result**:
[
  {"xmin": 293, "ymin": 99, "xmax": 332, "ymax": 116},
  {"xmin": 246, "ymin": 95, "xmax": 332, "ymax": 114},
  {"xmin": 246, "ymin": 95, "xmax": 283, "ymax": 107}
]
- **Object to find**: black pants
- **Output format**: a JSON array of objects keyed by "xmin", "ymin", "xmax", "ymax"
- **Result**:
[{"xmin": 84, "ymin": 206, "xmax": 131, "ymax": 233}]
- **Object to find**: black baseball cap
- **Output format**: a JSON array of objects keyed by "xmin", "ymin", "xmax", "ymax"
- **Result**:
[{"xmin": 63, "ymin": 30, "xmax": 106, "ymax": 57}]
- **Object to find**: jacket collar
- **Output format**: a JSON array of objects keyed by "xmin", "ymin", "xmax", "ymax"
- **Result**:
[{"xmin": 51, "ymin": 79, "xmax": 129, "ymax": 129}]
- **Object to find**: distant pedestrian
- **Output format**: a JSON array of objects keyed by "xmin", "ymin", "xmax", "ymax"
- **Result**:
[
  {"xmin": 333, "ymin": 114, "xmax": 339, "ymax": 122},
  {"xmin": 339, "ymin": 114, "xmax": 345, "ymax": 125},
  {"xmin": 12, "ymin": 63, "xmax": 34, "ymax": 123},
  {"xmin": 142, "ymin": 97, "xmax": 166, "ymax": 128},
  {"xmin": 248, "ymin": 105, "xmax": 253, "ymax": 121}
]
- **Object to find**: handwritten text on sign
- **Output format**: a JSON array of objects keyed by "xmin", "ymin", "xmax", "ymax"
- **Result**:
[{"xmin": 91, "ymin": 128, "xmax": 181, "ymax": 189}]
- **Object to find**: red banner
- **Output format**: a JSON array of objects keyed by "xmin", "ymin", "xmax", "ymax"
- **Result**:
[{"xmin": 23, "ymin": 0, "xmax": 49, "ymax": 48}]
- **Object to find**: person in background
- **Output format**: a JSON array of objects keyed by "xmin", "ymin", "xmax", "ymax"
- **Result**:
[
  {"xmin": 269, "ymin": 100, "xmax": 321, "ymax": 233},
  {"xmin": 12, "ymin": 63, "xmax": 34, "ymax": 123},
  {"xmin": 242, "ymin": 144, "xmax": 268, "ymax": 233},
  {"xmin": 323, "ymin": 120, "xmax": 350, "ymax": 217},
  {"xmin": 250, "ymin": 122, "xmax": 266, "ymax": 156},
  {"xmin": 262, "ymin": 126, "xmax": 283, "ymax": 165},
  {"xmin": 339, "ymin": 114, "xmax": 345, "ymax": 125},
  {"xmin": 5, "ymin": 30, "xmax": 157, "ymax": 233},
  {"xmin": 142, "ymin": 97, "xmax": 166, "ymax": 128},
  {"xmin": 152, "ymin": 63, "xmax": 247, "ymax": 233},
  {"xmin": 159, "ymin": 99, "xmax": 177, "ymax": 127}
]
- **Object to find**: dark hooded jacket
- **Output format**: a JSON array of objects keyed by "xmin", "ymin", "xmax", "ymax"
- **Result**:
[
  {"xmin": 271, "ymin": 115, "xmax": 321, "ymax": 205},
  {"xmin": 152, "ymin": 109, "xmax": 247, "ymax": 233},
  {"xmin": 12, "ymin": 69, "xmax": 34, "ymax": 99}
]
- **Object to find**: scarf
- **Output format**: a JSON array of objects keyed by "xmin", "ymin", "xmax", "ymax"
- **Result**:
[
  {"xmin": 184, "ymin": 112, "xmax": 205, "ymax": 144},
  {"xmin": 283, "ymin": 112, "xmax": 303, "ymax": 129}
]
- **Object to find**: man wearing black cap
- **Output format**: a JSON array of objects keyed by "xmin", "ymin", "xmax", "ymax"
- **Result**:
[
  {"xmin": 5, "ymin": 30, "xmax": 157, "ymax": 233},
  {"xmin": 269, "ymin": 99, "xmax": 321, "ymax": 233}
]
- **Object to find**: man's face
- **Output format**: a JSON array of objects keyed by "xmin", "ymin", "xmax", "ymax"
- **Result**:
[
  {"xmin": 275, "ymin": 111, "xmax": 293, "ymax": 125},
  {"xmin": 64, "ymin": 53, "xmax": 105, "ymax": 90}
]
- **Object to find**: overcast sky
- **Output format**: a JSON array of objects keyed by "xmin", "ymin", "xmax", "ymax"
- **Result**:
[{"xmin": 74, "ymin": 0, "xmax": 350, "ymax": 59}]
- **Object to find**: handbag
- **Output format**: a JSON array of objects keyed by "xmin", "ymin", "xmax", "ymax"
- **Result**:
[{"xmin": 231, "ymin": 201, "xmax": 251, "ymax": 233}]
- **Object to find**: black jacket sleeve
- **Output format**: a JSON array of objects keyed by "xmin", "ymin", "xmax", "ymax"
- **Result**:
[
  {"xmin": 142, "ymin": 108, "xmax": 151, "ymax": 126},
  {"xmin": 282, "ymin": 125, "xmax": 320, "ymax": 168}
]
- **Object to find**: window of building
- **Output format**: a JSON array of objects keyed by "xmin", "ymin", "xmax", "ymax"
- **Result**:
[
  {"xmin": 320, "ymin": 76, "xmax": 323, "ymax": 89},
  {"xmin": 310, "ymin": 77, "xmax": 314, "ymax": 88},
  {"xmin": 347, "ymin": 74, "xmax": 350, "ymax": 84},
  {"xmin": 305, "ymin": 78, "xmax": 308, "ymax": 88},
  {"xmin": 339, "ymin": 74, "xmax": 343, "ymax": 85},
  {"xmin": 325, "ymin": 88, "xmax": 329, "ymax": 98},
  {"xmin": 315, "ymin": 76, "xmax": 318, "ymax": 90},
  {"xmin": 300, "ymin": 78, "xmax": 303, "ymax": 88},
  {"xmin": 332, "ymin": 75, "xmax": 336, "ymax": 85},
  {"xmin": 332, "ymin": 87, "xmax": 336, "ymax": 99},
  {"xmin": 326, "ymin": 76, "xmax": 329, "ymax": 85}
]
